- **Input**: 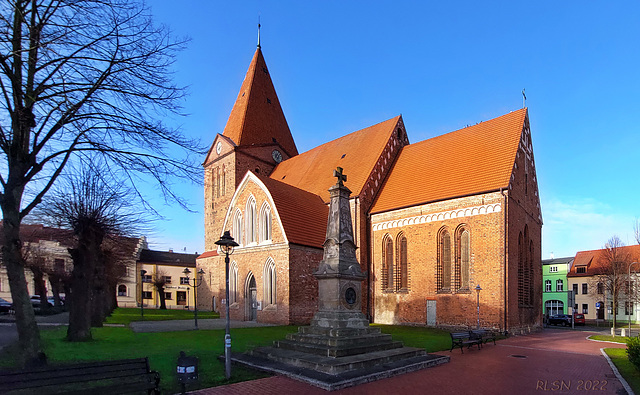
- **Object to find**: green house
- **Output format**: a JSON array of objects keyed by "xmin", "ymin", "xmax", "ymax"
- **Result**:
[{"xmin": 542, "ymin": 257, "xmax": 574, "ymax": 316}]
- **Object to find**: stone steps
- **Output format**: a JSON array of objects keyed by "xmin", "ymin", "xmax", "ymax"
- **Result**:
[{"xmin": 249, "ymin": 345, "xmax": 427, "ymax": 375}]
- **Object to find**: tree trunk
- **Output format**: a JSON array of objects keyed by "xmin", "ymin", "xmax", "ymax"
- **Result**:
[
  {"xmin": 157, "ymin": 285, "xmax": 167, "ymax": 310},
  {"xmin": 67, "ymin": 247, "xmax": 94, "ymax": 341},
  {"xmin": 31, "ymin": 267, "xmax": 50, "ymax": 313},
  {"xmin": 1, "ymin": 213, "xmax": 42, "ymax": 365},
  {"xmin": 90, "ymin": 257, "xmax": 106, "ymax": 327}
]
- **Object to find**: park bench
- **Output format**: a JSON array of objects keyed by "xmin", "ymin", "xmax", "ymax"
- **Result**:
[
  {"xmin": 450, "ymin": 331, "xmax": 481, "ymax": 353},
  {"xmin": 469, "ymin": 329, "xmax": 497, "ymax": 347},
  {"xmin": 0, "ymin": 357, "xmax": 160, "ymax": 394}
]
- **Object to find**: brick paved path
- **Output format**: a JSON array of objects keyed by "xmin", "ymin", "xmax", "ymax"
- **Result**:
[{"xmin": 193, "ymin": 329, "xmax": 629, "ymax": 395}]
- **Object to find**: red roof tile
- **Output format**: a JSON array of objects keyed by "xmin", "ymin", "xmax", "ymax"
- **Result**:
[
  {"xmin": 568, "ymin": 245, "xmax": 640, "ymax": 277},
  {"xmin": 221, "ymin": 47, "xmax": 298, "ymax": 157},
  {"xmin": 270, "ymin": 116, "xmax": 402, "ymax": 203},
  {"xmin": 258, "ymin": 175, "xmax": 328, "ymax": 249},
  {"xmin": 371, "ymin": 109, "xmax": 527, "ymax": 213}
]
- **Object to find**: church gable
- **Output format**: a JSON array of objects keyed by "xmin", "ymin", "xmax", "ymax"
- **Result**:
[
  {"xmin": 203, "ymin": 134, "xmax": 236, "ymax": 167},
  {"xmin": 222, "ymin": 172, "xmax": 327, "ymax": 250},
  {"xmin": 508, "ymin": 111, "xmax": 542, "ymax": 224}
]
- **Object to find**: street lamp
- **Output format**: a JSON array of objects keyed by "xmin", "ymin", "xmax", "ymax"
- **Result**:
[
  {"xmin": 183, "ymin": 267, "xmax": 206, "ymax": 329},
  {"xmin": 628, "ymin": 262, "xmax": 640, "ymax": 336},
  {"xmin": 140, "ymin": 269, "xmax": 147, "ymax": 320},
  {"xmin": 475, "ymin": 284, "xmax": 482, "ymax": 329},
  {"xmin": 215, "ymin": 230, "xmax": 238, "ymax": 380}
]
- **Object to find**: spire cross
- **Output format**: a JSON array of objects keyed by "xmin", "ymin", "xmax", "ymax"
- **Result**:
[{"xmin": 333, "ymin": 167, "xmax": 347, "ymax": 186}]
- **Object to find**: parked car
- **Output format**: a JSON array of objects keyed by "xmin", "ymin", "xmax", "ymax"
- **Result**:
[
  {"xmin": 548, "ymin": 314, "xmax": 572, "ymax": 326},
  {"xmin": 573, "ymin": 313, "xmax": 586, "ymax": 325},
  {"xmin": 30, "ymin": 295, "xmax": 53, "ymax": 308},
  {"xmin": 0, "ymin": 297, "xmax": 11, "ymax": 313}
]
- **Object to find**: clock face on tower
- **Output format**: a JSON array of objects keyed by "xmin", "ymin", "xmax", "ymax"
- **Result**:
[
  {"xmin": 216, "ymin": 142, "xmax": 222, "ymax": 155},
  {"xmin": 272, "ymin": 149, "xmax": 282, "ymax": 163}
]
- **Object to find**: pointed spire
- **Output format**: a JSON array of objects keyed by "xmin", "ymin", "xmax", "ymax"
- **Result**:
[
  {"xmin": 257, "ymin": 18, "xmax": 261, "ymax": 48},
  {"xmin": 221, "ymin": 47, "xmax": 298, "ymax": 157}
]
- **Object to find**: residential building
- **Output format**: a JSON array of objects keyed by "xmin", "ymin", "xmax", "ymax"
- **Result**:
[
  {"xmin": 567, "ymin": 245, "xmax": 640, "ymax": 323},
  {"xmin": 134, "ymin": 249, "xmax": 200, "ymax": 309},
  {"xmin": 542, "ymin": 257, "xmax": 573, "ymax": 316},
  {"xmin": 197, "ymin": 45, "xmax": 543, "ymax": 333}
]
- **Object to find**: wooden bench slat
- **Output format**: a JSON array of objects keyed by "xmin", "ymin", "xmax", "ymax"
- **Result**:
[{"xmin": 0, "ymin": 357, "xmax": 159, "ymax": 394}]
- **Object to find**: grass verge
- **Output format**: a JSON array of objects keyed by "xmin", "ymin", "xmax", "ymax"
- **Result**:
[
  {"xmin": 104, "ymin": 307, "xmax": 219, "ymax": 325},
  {"xmin": 604, "ymin": 348, "xmax": 640, "ymax": 393},
  {"xmin": 0, "ymin": 323, "xmax": 452, "ymax": 393},
  {"xmin": 589, "ymin": 335, "xmax": 627, "ymax": 343}
]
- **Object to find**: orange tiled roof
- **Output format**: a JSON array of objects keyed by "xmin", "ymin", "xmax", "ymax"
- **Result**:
[
  {"xmin": 567, "ymin": 245, "xmax": 640, "ymax": 277},
  {"xmin": 270, "ymin": 116, "xmax": 402, "ymax": 203},
  {"xmin": 371, "ymin": 109, "xmax": 527, "ymax": 214},
  {"xmin": 259, "ymin": 175, "xmax": 328, "ymax": 249},
  {"xmin": 221, "ymin": 47, "xmax": 298, "ymax": 157}
]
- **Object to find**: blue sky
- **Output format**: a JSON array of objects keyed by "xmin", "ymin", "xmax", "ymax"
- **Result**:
[{"xmin": 144, "ymin": 1, "xmax": 640, "ymax": 259}]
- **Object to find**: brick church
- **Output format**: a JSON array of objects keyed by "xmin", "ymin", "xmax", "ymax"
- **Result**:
[{"xmin": 197, "ymin": 45, "xmax": 543, "ymax": 333}]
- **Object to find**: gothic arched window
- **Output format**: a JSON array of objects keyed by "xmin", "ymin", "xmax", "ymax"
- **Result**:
[
  {"xmin": 246, "ymin": 197, "xmax": 257, "ymax": 244},
  {"xmin": 259, "ymin": 203, "xmax": 272, "ymax": 243},
  {"xmin": 396, "ymin": 233, "xmax": 408, "ymax": 291},
  {"xmin": 437, "ymin": 228, "xmax": 452, "ymax": 291},
  {"xmin": 263, "ymin": 258, "xmax": 276, "ymax": 305},
  {"xmin": 383, "ymin": 235, "xmax": 393, "ymax": 291},
  {"xmin": 233, "ymin": 210, "xmax": 243, "ymax": 246}
]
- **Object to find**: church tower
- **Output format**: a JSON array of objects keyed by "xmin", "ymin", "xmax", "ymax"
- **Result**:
[{"xmin": 203, "ymin": 45, "xmax": 298, "ymax": 250}]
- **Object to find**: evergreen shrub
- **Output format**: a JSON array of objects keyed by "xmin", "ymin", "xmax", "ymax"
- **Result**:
[{"xmin": 626, "ymin": 336, "xmax": 640, "ymax": 370}]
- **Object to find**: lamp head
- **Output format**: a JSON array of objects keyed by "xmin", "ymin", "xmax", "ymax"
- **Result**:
[
  {"xmin": 475, "ymin": 284, "xmax": 482, "ymax": 293},
  {"xmin": 141, "ymin": 269, "xmax": 147, "ymax": 276},
  {"xmin": 215, "ymin": 231, "xmax": 239, "ymax": 255},
  {"xmin": 183, "ymin": 267, "xmax": 191, "ymax": 277},
  {"xmin": 198, "ymin": 268, "xmax": 205, "ymax": 276}
]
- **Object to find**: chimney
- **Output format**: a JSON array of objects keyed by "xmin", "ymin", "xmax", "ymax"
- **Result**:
[
  {"xmin": 169, "ymin": 248, "xmax": 173, "ymax": 253},
  {"xmin": 550, "ymin": 252, "xmax": 554, "ymax": 259}
]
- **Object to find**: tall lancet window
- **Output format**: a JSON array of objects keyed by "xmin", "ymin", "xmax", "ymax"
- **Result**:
[{"xmin": 246, "ymin": 197, "xmax": 257, "ymax": 244}]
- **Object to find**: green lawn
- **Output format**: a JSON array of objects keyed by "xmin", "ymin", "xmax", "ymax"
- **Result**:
[
  {"xmin": 588, "ymin": 335, "xmax": 628, "ymax": 343},
  {"xmin": 0, "ymin": 320, "xmax": 452, "ymax": 393},
  {"xmin": 104, "ymin": 307, "xmax": 220, "ymax": 325},
  {"xmin": 604, "ymin": 348, "xmax": 640, "ymax": 394}
]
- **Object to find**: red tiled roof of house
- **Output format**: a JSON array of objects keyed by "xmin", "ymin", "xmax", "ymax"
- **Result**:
[
  {"xmin": 270, "ymin": 116, "xmax": 402, "ymax": 203},
  {"xmin": 220, "ymin": 47, "xmax": 298, "ymax": 157},
  {"xmin": 259, "ymin": 175, "xmax": 328, "ymax": 249},
  {"xmin": 371, "ymin": 109, "xmax": 527, "ymax": 214},
  {"xmin": 567, "ymin": 245, "xmax": 640, "ymax": 277}
]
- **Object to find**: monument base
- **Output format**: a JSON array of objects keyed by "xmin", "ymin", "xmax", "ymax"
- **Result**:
[
  {"xmin": 231, "ymin": 322, "xmax": 449, "ymax": 390},
  {"xmin": 231, "ymin": 345, "xmax": 448, "ymax": 391}
]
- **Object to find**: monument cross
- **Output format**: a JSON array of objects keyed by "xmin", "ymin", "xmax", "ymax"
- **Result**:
[{"xmin": 333, "ymin": 167, "xmax": 347, "ymax": 186}]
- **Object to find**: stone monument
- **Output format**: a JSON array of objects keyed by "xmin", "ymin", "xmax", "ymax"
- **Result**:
[{"xmin": 232, "ymin": 168, "xmax": 448, "ymax": 390}]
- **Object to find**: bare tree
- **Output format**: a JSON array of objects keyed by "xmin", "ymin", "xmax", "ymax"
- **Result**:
[
  {"xmin": 0, "ymin": 0, "xmax": 200, "ymax": 363},
  {"xmin": 152, "ymin": 269, "xmax": 169, "ymax": 310},
  {"xmin": 37, "ymin": 166, "xmax": 148, "ymax": 341},
  {"xmin": 590, "ymin": 236, "xmax": 634, "ymax": 330}
]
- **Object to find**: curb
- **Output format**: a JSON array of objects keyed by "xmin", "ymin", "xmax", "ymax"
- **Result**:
[{"xmin": 600, "ymin": 348, "xmax": 633, "ymax": 395}]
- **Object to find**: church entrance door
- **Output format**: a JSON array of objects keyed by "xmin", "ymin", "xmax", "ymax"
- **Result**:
[{"xmin": 246, "ymin": 274, "xmax": 257, "ymax": 321}]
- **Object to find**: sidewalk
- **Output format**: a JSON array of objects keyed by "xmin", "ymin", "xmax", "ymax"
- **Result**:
[
  {"xmin": 193, "ymin": 329, "xmax": 629, "ymax": 395},
  {"xmin": 129, "ymin": 318, "xmax": 275, "ymax": 332}
]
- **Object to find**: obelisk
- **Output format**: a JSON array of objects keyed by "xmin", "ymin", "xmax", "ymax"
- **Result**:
[{"xmin": 311, "ymin": 166, "xmax": 369, "ymax": 330}]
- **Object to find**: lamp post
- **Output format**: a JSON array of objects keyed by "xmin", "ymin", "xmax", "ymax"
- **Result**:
[
  {"xmin": 628, "ymin": 262, "xmax": 640, "ymax": 336},
  {"xmin": 215, "ymin": 231, "xmax": 238, "ymax": 380},
  {"xmin": 183, "ymin": 267, "xmax": 206, "ymax": 329},
  {"xmin": 140, "ymin": 269, "xmax": 147, "ymax": 320},
  {"xmin": 475, "ymin": 284, "xmax": 482, "ymax": 329}
]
